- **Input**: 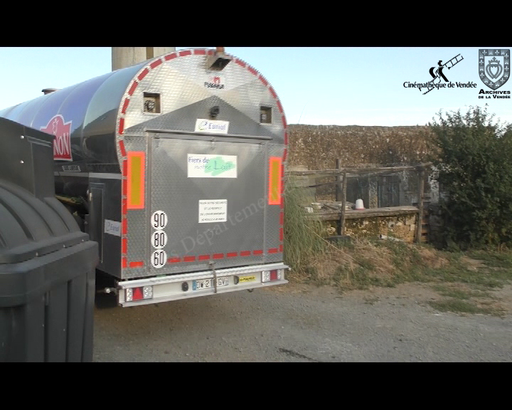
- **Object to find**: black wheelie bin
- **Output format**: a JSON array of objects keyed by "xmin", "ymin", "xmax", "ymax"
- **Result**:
[{"xmin": 0, "ymin": 117, "xmax": 98, "ymax": 362}]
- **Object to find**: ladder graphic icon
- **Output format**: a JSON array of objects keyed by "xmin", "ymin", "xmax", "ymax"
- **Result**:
[
  {"xmin": 443, "ymin": 54, "xmax": 464, "ymax": 69},
  {"xmin": 423, "ymin": 54, "xmax": 464, "ymax": 94}
]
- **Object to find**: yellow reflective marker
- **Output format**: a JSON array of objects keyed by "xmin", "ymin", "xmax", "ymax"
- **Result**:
[
  {"xmin": 127, "ymin": 151, "xmax": 145, "ymax": 209},
  {"xmin": 268, "ymin": 157, "xmax": 282, "ymax": 205}
]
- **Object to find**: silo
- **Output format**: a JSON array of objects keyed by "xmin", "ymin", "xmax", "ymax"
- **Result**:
[{"xmin": 111, "ymin": 47, "xmax": 175, "ymax": 70}]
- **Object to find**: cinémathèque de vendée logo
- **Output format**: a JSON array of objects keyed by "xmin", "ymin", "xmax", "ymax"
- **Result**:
[{"xmin": 403, "ymin": 53, "xmax": 477, "ymax": 95}]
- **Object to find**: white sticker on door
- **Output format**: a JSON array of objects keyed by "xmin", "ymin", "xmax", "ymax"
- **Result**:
[
  {"xmin": 104, "ymin": 219, "xmax": 121, "ymax": 237},
  {"xmin": 188, "ymin": 154, "xmax": 237, "ymax": 178},
  {"xmin": 194, "ymin": 119, "xmax": 229, "ymax": 134},
  {"xmin": 198, "ymin": 199, "xmax": 227, "ymax": 223}
]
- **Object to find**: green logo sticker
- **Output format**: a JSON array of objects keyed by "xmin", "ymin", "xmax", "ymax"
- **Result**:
[
  {"xmin": 188, "ymin": 154, "xmax": 237, "ymax": 178},
  {"xmin": 204, "ymin": 156, "xmax": 236, "ymax": 176}
]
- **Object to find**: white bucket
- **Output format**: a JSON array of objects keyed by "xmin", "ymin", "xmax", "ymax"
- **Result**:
[{"xmin": 355, "ymin": 199, "xmax": 365, "ymax": 210}]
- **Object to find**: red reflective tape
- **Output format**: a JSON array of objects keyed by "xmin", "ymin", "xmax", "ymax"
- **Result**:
[
  {"xmin": 253, "ymin": 250, "xmax": 263, "ymax": 255},
  {"xmin": 122, "ymin": 159, "xmax": 127, "ymax": 176},
  {"xmin": 259, "ymin": 75, "xmax": 268, "ymax": 87},
  {"xmin": 119, "ymin": 141, "xmax": 127, "ymax": 158},
  {"xmin": 280, "ymin": 244, "xmax": 283, "ymax": 252},
  {"xmin": 168, "ymin": 257, "xmax": 181, "ymax": 263},
  {"xmin": 122, "ymin": 238, "xmax": 127, "ymax": 254},
  {"xmin": 121, "ymin": 98, "xmax": 130, "ymax": 115},
  {"xmin": 199, "ymin": 254, "xmax": 210, "ymax": 261},
  {"xmin": 213, "ymin": 253, "xmax": 224, "ymax": 260},
  {"xmin": 283, "ymin": 147, "xmax": 288, "ymax": 162},
  {"xmin": 122, "ymin": 257, "xmax": 127, "ymax": 268},
  {"xmin": 269, "ymin": 86, "xmax": 277, "ymax": 99},
  {"xmin": 282, "ymin": 116, "xmax": 287, "ymax": 128},
  {"xmin": 268, "ymin": 248, "xmax": 279, "ymax": 254},
  {"xmin": 184, "ymin": 256, "xmax": 196, "ymax": 262},
  {"xmin": 284, "ymin": 131, "xmax": 288, "ymax": 145},
  {"xmin": 280, "ymin": 212, "xmax": 284, "ymax": 225},
  {"xmin": 128, "ymin": 81, "xmax": 138, "ymax": 96},
  {"xmin": 122, "ymin": 218, "xmax": 127, "ymax": 235},
  {"xmin": 138, "ymin": 68, "xmax": 149, "ymax": 81},
  {"xmin": 280, "ymin": 228, "xmax": 284, "ymax": 241},
  {"xmin": 227, "ymin": 252, "xmax": 238, "ymax": 258},
  {"xmin": 179, "ymin": 50, "xmax": 192, "ymax": 57},
  {"xmin": 240, "ymin": 251, "xmax": 251, "ymax": 257},
  {"xmin": 118, "ymin": 118, "xmax": 125, "ymax": 134},
  {"xmin": 235, "ymin": 58, "xmax": 246, "ymax": 68},
  {"xmin": 194, "ymin": 49, "xmax": 206, "ymax": 55},
  {"xmin": 122, "ymin": 177, "xmax": 127, "ymax": 198},
  {"xmin": 248, "ymin": 66, "xmax": 258, "ymax": 76},
  {"xmin": 129, "ymin": 261, "xmax": 144, "ymax": 268},
  {"xmin": 164, "ymin": 53, "xmax": 177, "ymax": 61},
  {"xmin": 122, "ymin": 198, "xmax": 127, "ymax": 216},
  {"xmin": 276, "ymin": 100, "xmax": 284, "ymax": 114},
  {"xmin": 150, "ymin": 59, "xmax": 162, "ymax": 69}
]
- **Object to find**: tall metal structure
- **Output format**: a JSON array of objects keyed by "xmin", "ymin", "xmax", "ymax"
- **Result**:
[{"xmin": 111, "ymin": 47, "xmax": 175, "ymax": 71}]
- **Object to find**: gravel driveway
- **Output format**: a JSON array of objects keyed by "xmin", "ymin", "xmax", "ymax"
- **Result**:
[{"xmin": 93, "ymin": 282, "xmax": 512, "ymax": 362}]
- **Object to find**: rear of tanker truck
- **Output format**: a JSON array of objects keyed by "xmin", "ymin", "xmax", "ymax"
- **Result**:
[{"xmin": 0, "ymin": 48, "xmax": 288, "ymax": 307}]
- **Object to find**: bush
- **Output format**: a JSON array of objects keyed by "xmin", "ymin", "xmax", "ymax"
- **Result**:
[{"xmin": 429, "ymin": 106, "xmax": 512, "ymax": 249}]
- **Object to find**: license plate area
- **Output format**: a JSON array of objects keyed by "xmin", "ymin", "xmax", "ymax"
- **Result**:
[{"xmin": 192, "ymin": 277, "xmax": 229, "ymax": 290}]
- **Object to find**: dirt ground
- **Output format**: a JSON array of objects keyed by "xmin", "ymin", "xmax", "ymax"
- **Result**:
[{"xmin": 93, "ymin": 280, "xmax": 512, "ymax": 362}]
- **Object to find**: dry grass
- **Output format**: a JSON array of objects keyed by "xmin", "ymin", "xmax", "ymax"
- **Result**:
[
  {"xmin": 287, "ymin": 237, "xmax": 451, "ymax": 291},
  {"xmin": 283, "ymin": 175, "xmax": 512, "ymax": 317}
]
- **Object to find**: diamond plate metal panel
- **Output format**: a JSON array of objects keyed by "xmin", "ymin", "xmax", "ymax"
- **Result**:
[
  {"xmin": 147, "ymin": 133, "xmax": 268, "ymax": 275},
  {"xmin": 265, "ymin": 143, "xmax": 285, "ymax": 263},
  {"xmin": 122, "ymin": 135, "xmax": 148, "ymax": 279},
  {"xmin": 117, "ymin": 50, "xmax": 288, "ymax": 280},
  {"xmin": 119, "ymin": 51, "xmax": 286, "ymax": 143}
]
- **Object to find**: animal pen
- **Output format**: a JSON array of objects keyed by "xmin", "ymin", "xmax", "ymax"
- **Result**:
[{"xmin": 287, "ymin": 162, "xmax": 433, "ymax": 243}]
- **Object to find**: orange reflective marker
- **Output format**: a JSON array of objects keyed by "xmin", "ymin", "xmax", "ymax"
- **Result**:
[
  {"xmin": 268, "ymin": 157, "xmax": 282, "ymax": 205},
  {"xmin": 127, "ymin": 151, "xmax": 145, "ymax": 209}
]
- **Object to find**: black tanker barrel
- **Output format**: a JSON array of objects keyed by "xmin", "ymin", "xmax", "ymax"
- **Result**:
[
  {"xmin": 0, "ymin": 118, "xmax": 98, "ymax": 362},
  {"xmin": 0, "ymin": 61, "xmax": 146, "ymax": 172}
]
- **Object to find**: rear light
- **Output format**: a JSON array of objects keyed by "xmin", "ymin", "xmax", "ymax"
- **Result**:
[
  {"xmin": 125, "ymin": 286, "xmax": 153, "ymax": 302},
  {"xmin": 262, "ymin": 269, "xmax": 283, "ymax": 283}
]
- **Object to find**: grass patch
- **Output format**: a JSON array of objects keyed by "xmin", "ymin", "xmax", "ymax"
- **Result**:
[
  {"xmin": 283, "ymin": 176, "xmax": 512, "ymax": 316},
  {"xmin": 283, "ymin": 178, "xmax": 327, "ymax": 279}
]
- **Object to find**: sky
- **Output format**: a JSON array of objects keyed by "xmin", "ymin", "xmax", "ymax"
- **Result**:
[{"xmin": 0, "ymin": 46, "xmax": 510, "ymax": 127}]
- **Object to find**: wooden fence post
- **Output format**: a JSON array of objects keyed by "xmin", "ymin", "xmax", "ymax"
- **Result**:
[
  {"xmin": 416, "ymin": 167, "xmax": 425, "ymax": 243},
  {"xmin": 340, "ymin": 172, "xmax": 347, "ymax": 235},
  {"xmin": 336, "ymin": 159, "xmax": 342, "ymax": 201}
]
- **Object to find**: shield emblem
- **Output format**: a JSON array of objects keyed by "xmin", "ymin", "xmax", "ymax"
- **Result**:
[{"xmin": 479, "ymin": 49, "xmax": 510, "ymax": 90}]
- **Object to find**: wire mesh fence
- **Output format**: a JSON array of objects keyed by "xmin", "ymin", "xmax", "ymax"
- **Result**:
[{"xmin": 287, "ymin": 162, "xmax": 432, "ymax": 242}]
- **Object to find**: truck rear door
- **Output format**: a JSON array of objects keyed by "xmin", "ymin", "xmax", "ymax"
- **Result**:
[{"xmin": 123, "ymin": 131, "xmax": 283, "ymax": 278}]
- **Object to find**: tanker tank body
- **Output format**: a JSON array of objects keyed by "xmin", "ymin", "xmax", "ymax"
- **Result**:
[
  {"xmin": 0, "ymin": 60, "xmax": 153, "ymax": 277},
  {"xmin": 0, "ymin": 48, "xmax": 289, "ymax": 306}
]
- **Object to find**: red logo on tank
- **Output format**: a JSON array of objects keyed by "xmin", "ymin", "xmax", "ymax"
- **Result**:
[{"xmin": 40, "ymin": 115, "xmax": 73, "ymax": 161}]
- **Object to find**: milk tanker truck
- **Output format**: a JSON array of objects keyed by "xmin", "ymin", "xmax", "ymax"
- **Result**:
[{"xmin": 0, "ymin": 48, "xmax": 288, "ymax": 307}]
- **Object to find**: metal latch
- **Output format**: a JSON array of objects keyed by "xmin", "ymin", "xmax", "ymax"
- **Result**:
[{"xmin": 209, "ymin": 261, "xmax": 218, "ymax": 293}]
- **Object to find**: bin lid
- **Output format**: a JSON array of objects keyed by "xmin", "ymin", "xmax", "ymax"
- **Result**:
[{"xmin": 0, "ymin": 179, "xmax": 88, "ymax": 264}]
